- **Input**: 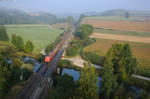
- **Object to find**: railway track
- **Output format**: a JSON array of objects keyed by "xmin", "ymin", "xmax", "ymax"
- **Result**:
[{"xmin": 17, "ymin": 27, "xmax": 74, "ymax": 99}]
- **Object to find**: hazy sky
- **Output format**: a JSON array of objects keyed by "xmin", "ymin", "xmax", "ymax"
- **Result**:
[{"xmin": 0, "ymin": 0, "xmax": 150, "ymax": 13}]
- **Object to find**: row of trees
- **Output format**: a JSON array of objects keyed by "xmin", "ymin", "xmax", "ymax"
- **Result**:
[
  {"xmin": 11, "ymin": 34, "xmax": 34, "ymax": 53},
  {"xmin": 0, "ymin": 26, "xmax": 34, "ymax": 54},
  {"xmin": 45, "ymin": 33, "xmax": 64, "ymax": 54},
  {"xmin": 66, "ymin": 24, "xmax": 94, "ymax": 57}
]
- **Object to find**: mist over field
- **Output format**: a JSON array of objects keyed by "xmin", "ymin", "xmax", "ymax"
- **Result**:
[{"xmin": 0, "ymin": 0, "xmax": 150, "ymax": 14}]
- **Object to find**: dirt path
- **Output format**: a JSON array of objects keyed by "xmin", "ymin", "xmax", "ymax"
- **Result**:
[
  {"xmin": 62, "ymin": 56, "xmax": 102, "ymax": 69},
  {"xmin": 90, "ymin": 33, "xmax": 150, "ymax": 43}
]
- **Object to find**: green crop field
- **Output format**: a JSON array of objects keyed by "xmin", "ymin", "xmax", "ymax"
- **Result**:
[
  {"xmin": 83, "ymin": 38, "xmax": 150, "ymax": 69},
  {"xmin": 6, "ymin": 24, "xmax": 63, "ymax": 52},
  {"xmin": 94, "ymin": 28, "xmax": 150, "ymax": 37}
]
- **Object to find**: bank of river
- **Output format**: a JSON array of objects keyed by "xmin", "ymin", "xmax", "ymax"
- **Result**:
[
  {"xmin": 61, "ymin": 68, "xmax": 144, "ymax": 97},
  {"xmin": 62, "ymin": 68, "xmax": 102, "ymax": 92}
]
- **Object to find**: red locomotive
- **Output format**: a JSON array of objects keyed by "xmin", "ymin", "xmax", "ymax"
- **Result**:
[{"xmin": 44, "ymin": 53, "xmax": 55, "ymax": 63}]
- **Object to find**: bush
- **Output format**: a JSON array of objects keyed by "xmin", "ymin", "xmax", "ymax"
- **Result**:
[
  {"xmin": 66, "ymin": 41, "xmax": 80, "ymax": 57},
  {"xmin": 135, "ymin": 66, "xmax": 150, "ymax": 78},
  {"xmin": 0, "ymin": 26, "xmax": 9, "ymax": 41},
  {"xmin": 75, "ymin": 24, "xmax": 94, "ymax": 39},
  {"xmin": 58, "ymin": 59, "xmax": 81, "ymax": 71},
  {"xmin": 58, "ymin": 59, "xmax": 72, "ymax": 68},
  {"xmin": 82, "ymin": 52, "xmax": 102, "ymax": 65},
  {"xmin": 24, "ymin": 40, "xmax": 34, "ymax": 53},
  {"xmin": 11, "ymin": 34, "xmax": 24, "ymax": 51}
]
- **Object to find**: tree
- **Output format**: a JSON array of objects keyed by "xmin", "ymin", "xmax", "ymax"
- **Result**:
[
  {"xmin": 0, "ymin": 26, "xmax": 9, "ymax": 41},
  {"xmin": 24, "ymin": 40, "xmax": 34, "ymax": 53},
  {"xmin": 11, "ymin": 34, "xmax": 24, "ymax": 51},
  {"xmin": 75, "ymin": 24, "xmax": 94, "ymax": 39},
  {"xmin": 122, "ymin": 44, "xmax": 137, "ymax": 75},
  {"xmin": 45, "ymin": 42, "xmax": 55, "ymax": 54},
  {"xmin": 55, "ymin": 74, "xmax": 76, "ymax": 98},
  {"xmin": 46, "ymin": 74, "xmax": 76, "ymax": 99},
  {"xmin": 0, "ymin": 66, "xmax": 10, "ymax": 98},
  {"xmin": 67, "ymin": 16, "xmax": 74, "ymax": 25},
  {"xmin": 78, "ymin": 62, "xmax": 98, "ymax": 99},
  {"xmin": 82, "ymin": 52, "xmax": 102, "ymax": 65},
  {"xmin": 78, "ymin": 14, "xmax": 86, "ymax": 24},
  {"xmin": 100, "ymin": 52, "xmax": 118, "ymax": 98},
  {"xmin": 125, "ymin": 12, "xmax": 130, "ymax": 19}
]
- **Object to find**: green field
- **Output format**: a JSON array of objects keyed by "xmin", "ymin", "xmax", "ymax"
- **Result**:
[
  {"xmin": 94, "ymin": 28, "xmax": 150, "ymax": 37},
  {"xmin": 83, "ymin": 38, "xmax": 150, "ymax": 69},
  {"xmin": 6, "ymin": 24, "xmax": 63, "ymax": 52},
  {"xmin": 85, "ymin": 16, "xmax": 145, "ymax": 21}
]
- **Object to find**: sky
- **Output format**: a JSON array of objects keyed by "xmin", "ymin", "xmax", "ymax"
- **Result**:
[{"xmin": 0, "ymin": 0, "xmax": 150, "ymax": 14}]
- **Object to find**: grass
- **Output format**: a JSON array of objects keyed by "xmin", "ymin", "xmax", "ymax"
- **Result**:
[
  {"xmin": 83, "ymin": 38, "xmax": 150, "ymax": 69},
  {"xmin": 94, "ymin": 28, "xmax": 150, "ymax": 37},
  {"xmin": 5, "ymin": 24, "xmax": 63, "ymax": 52}
]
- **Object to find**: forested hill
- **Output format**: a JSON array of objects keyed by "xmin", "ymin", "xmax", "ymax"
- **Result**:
[
  {"xmin": 84, "ymin": 9, "xmax": 150, "ymax": 17},
  {"xmin": 0, "ymin": 7, "xmax": 62, "ymax": 25},
  {"xmin": 99, "ymin": 9, "xmax": 150, "ymax": 17}
]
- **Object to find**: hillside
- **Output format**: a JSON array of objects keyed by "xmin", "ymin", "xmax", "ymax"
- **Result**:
[
  {"xmin": 89, "ymin": 9, "xmax": 150, "ymax": 18},
  {"xmin": 0, "ymin": 7, "xmax": 59, "ymax": 25}
]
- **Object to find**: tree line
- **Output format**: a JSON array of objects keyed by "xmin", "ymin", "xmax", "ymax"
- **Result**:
[
  {"xmin": 66, "ymin": 24, "xmax": 95, "ymax": 57},
  {"xmin": 0, "ymin": 26, "xmax": 34, "ymax": 53}
]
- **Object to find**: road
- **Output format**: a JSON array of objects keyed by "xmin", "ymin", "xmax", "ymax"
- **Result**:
[{"xmin": 17, "ymin": 27, "xmax": 74, "ymax": 99}]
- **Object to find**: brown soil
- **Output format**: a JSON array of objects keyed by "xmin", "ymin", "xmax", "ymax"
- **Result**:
[
  {"xmin": 90, "ymin": 33, "xmax": 150, "ymax": 43},
  {"xmin": 85, "ymin": 20, "xmax": 150, "ymax": 33}
]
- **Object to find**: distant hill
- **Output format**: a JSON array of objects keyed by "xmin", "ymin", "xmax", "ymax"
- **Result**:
[
  {"xmin": 0, "ymin": 7, "xmax": 61, "ymax": 25},
  {"xmin": 91, "ymin": 9, "xmax": 150, "ymax": 18}
]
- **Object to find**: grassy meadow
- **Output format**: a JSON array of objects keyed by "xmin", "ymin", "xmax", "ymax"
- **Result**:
[
  {"xmin": 83, "ymin": 38, "xmax": 150, "ymax": 69},
  {"xmin": 5, "ymin": 24, "xmax": 64, "ymax": 52}
]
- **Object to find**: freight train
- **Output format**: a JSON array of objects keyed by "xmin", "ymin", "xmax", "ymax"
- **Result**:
[{"xmin": 44, "ymin": 28, "xmax": 73, "ymax": 63}]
